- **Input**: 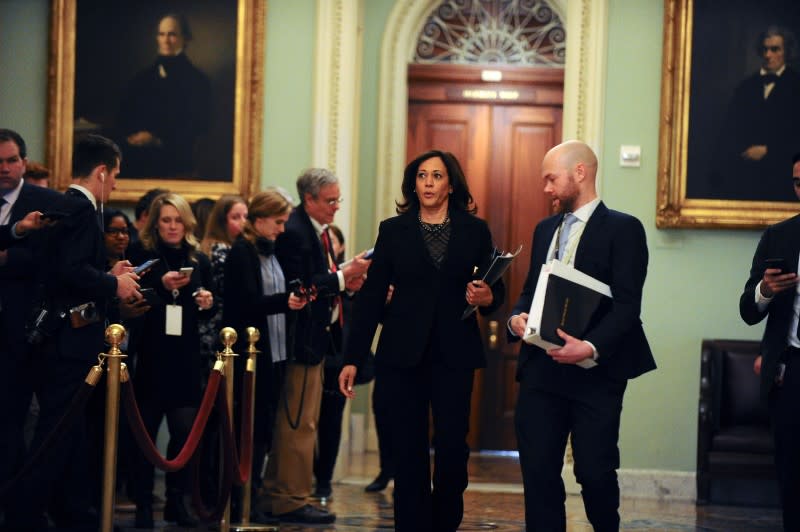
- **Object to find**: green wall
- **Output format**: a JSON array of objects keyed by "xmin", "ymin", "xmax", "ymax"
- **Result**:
[
  {"xmin": 0, "ymin": 0, "xmax": 772, "ymax": 473},
  {"xmin": 604, "ymin": 0, "xmax": 764, "ymax": 470},
  {"xmin": 262, "ymin": 0, "xmax": 315, "ymax": 195}
]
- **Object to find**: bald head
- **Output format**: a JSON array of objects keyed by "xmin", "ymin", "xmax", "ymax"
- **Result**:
[{"xmin": 541, "ymin": 140, "xmax": 599, "ymax": 213}]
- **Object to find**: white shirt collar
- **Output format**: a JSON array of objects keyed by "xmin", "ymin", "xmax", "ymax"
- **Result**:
[
  {"xmin": 68, "ymin": 184, "xmax": 97, "ymax": 210},
  {"xmin": 308, "ymin": 212, "xmax": 326, "ymax": 239},
  {"xmin": 1, "ymin": 177, "xmax": 24, "ymax": 204},
  {"xmin": 760, "ymin": 65, "xmax": 786, "ymax": 77},
  {"xmin": 571, "ymin": 197, "xmax": 601, "ymax": 224}
]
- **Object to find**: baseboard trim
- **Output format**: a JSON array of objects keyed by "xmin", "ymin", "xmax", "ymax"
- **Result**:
[
  {"xmin": 466, "ymin": 467, "xmax": 695, "ymax": 501},
  {"xmin": 562, "ymin": 465, "xmax": 696, "ymax": 502}
]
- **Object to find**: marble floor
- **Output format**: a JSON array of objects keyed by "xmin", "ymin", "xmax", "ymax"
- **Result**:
[{"xmin": 113, "ymin": 452, "xmax": 783, "ymax": 531}]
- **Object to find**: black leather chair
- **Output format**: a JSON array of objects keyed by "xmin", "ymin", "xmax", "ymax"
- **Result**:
[{"xmin": 696, "ymin": 339, "xmax": 776, "ymax": 505}]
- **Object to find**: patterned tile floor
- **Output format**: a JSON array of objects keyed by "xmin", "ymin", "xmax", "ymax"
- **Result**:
[{"xmin": 113, "ymin": 452, "xmax": 783, "ymax": 531}]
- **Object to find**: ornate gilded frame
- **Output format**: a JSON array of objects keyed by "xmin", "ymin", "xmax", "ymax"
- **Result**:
[
  {"xmin": 47, "ymin": 0, "xmax": 265, "ymax": 202},
  {"xmin": 657, "ymin": 0, "xmax": 797, "ymax": 229}
]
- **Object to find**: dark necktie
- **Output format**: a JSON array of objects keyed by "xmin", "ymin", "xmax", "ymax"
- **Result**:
[
  {"xmin": 762, "ymin": 73, "xmax": 779, "ymax": 86},
  {"xmin": 321, "ymin": 229, "xmax": 344, "ymax": 327}
]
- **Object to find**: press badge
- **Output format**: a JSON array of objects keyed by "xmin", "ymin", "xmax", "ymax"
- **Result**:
[{"xmin": 166, "ymin": 304, "xmax": 182, "ymax": 336}]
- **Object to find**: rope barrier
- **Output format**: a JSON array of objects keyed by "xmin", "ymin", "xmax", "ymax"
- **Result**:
[
  {"xmin": 0, "ymin": 365, "xmax": 103, "ymax": 500},
  {"xmin": 191, "ymin": 376, "xmax": 239, "ymax": 522},
  {"xmin": 121, "ymin": 368, "xmax": 222, "ymax": 472}
]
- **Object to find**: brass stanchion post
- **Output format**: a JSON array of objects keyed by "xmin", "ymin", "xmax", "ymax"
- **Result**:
[
  {"xmin": 218, "ymin": 327, "xmax": 239, "ymax": 532},
  {"xmin": 100, "ymin": 324, "xmax": 127, "ymax": 532},
  {"xmin": 232, "ymin": 327, "xmax": 277, "ymax": 532}
]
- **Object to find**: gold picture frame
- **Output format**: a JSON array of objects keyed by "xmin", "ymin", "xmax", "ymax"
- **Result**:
[
  {"xmin": 657, "ymin": 0, "xmax": 799, "ymax": 229},
  {"xmin": 47, "ymin": 0, "xmax": 265, "ymax": 202}
]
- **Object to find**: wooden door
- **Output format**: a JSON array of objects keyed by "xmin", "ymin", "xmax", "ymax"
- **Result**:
[{"xmin": 407, "ymin": 64, "xmax": 563, "ymax": 450}]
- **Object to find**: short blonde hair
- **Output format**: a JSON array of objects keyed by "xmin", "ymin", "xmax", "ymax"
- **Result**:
[{"xmin": 140, "ymin": 193, "xmax": 199, "ymax": 256}]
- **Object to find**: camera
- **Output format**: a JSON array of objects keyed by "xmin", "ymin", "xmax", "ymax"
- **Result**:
[
  {"xmin": 288, "ymin": 278, "xmax": 304, "ymax": 297},
  {"xmin": 69, "ymin": 302, "xmax": 100, "ymax": 329},
  {"xmin": 25, "ymin": 305, "xmax": 67, "ymax": 346}
]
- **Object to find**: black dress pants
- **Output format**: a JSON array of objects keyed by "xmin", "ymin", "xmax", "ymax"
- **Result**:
[
  {"xmin": 377, "ymin": 359, "xmax": 474, "ymax": 532},
  {"xmin": 371, "ymin": 371, "xmax": 395, "ymax": 479},
  {"xmin": 515, "ymin": 369, "xmax": 626, "ymax": 532},
  {"xmin": 769, "ymin": 355, "xmax": 800, "ymax": 532}
]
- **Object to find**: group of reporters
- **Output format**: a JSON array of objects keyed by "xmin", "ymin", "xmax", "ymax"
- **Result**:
[{"xmin": 2, "ymin": 124, "xmax": 669, "ymax": 532}]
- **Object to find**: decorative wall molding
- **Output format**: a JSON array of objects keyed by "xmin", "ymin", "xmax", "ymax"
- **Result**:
[
  {"xmin": 375, "ymin": 0, "xmax": 606, "ymax": 220},
  {"xmin": 312, "ymin": 0, "xmax": 363, "ymax": 243}
]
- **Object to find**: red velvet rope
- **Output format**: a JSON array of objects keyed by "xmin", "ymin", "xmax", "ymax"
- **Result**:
[
  {"xmin": 122, "ymin": 370, "xmax": 221, "ymax": 472},
  {"xmin": 190, "ymin": 369, "xmax": 256, "ymax": 521}
]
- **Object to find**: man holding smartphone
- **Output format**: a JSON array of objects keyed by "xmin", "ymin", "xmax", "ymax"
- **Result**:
[
  {"xmin": 740, "ymin": 152, "xmax": 800, "ymax": 531},
  {"xmin": 4, "ymin": 135, "xmax": 141, "ymax": 531}
]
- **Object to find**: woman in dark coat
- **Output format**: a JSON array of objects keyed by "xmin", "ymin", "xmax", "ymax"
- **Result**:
[
  {"xmin": 127, "ymin": 192, "xmax": 215, "ymax": 528},
  {"xmin": 223, "ymin": 188, "xmax": 306, "ymax": 512},
  {"xmin": 339, "ymin": 150, "xmax": 504, "ymax": 532}
]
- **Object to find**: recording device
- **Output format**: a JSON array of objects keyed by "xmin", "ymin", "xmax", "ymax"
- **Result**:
[
  {"xmin": 765, "ymin": 257, "xmax": 793, "ymax": 273},
  {"xmin": 25, "ymin": 305, "xmax": 67, "ymax": 346},
  {"xmin": 40, "ymin": 211, "xmax": 68, "ymax": 221},
  {"xmin": 139, "ymin": 288, "xmax": 160, "ymax": 306},
  {"xmin": 134, "ymin": 258, "xmax": 160, "ymax": 276},
  {"xmin": 179, "ymin": 266, "xmax": 194, "ymax": 277},
  {"xmin": 69, "ymin": 302, "xmax": 100, "ymax": 329},
  {"xmin": 288, "ymin": 278, "xmax": 318, "ymax": 301},
  {"xmin": 363, "ymin": 248, "xmax": 375, "ymax": 259},
  {"xmin": 288, "ymin": 279, "xmax": 304, "ymax": 297}
]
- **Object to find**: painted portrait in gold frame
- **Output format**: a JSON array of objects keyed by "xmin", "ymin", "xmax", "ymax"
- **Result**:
[
  {"xmin": 47, "ymin": 0, "xmax": 264, "ymax": 202},
  {"xmin": 657, "ymin": 0, "xmax": 800, "ymax": 229}
]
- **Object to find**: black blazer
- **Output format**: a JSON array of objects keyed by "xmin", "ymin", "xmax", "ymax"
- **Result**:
[
  {"xmin": 0, "ymin": 184, "xmax": 62, "ymax": 358},
  {"xmin": 275, "ymin": 205, "xmax": 341, "ymax": 365},
  {"xmin": 223, "ymin": 236, "xmax": 291, "ymax": 358},
  {"xmin": 0, "ymin": 224, "xmax": 16, "ymax": 250},
  {"xmin": 344, "ymin": 208, "xmax": 504, "ymax": 370},
  {"xmin": 510, "ymin": 202, "xmax": 655, "ymax": 386},
  {"xmin": 740, "ymin": 213, "xmax": 800, "ymax": 397},
  {"xmin": 35, "ymin": 188, "xmax": 117, "ymax": 361}
]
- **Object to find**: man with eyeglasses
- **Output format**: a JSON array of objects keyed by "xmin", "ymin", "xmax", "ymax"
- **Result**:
[
  {"xmin": 740, "ymin": 152, "xmax": 800, "ymax": 530},
  {"xmin": 256, "ymin": 168, "xmax": 370, "ymax": 525},
  {"xmin": 0, "ymin": 129, "xmax": 62, "ymax": 529},
  {"xmin": 712, "ymin": 26, "xmax": 800, "ymax": 202}
]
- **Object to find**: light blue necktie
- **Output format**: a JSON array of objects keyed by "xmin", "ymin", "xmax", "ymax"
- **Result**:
[{"xmin": 557, "ymin": 213, "xmax": 577, "ymax": 260}]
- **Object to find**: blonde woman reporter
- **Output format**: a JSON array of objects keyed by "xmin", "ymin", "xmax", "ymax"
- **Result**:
[{"xmin": 127, "ymin": 192, "xmax": 215, "ymax": 528}]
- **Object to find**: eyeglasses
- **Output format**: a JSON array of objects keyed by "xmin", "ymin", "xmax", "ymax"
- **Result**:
[
  {"xmin": 322, "ymin": 197, "xmax": 344, "ymax": 207},
  {"xmin": 762, "ymin": 45, "xmax": 783, "ymax": 53},
  {"xmin": 793, "ymin": 177, "xmax": 800, "ymax": 188},
  {"xmin": 105, "ymin": 228, "xmax": 129, "ymax": 236}
]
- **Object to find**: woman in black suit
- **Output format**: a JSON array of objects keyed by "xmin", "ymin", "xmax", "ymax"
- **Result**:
[
  {"xmin": 339, "ymin": 150, "xmax": 504, "ymax": 532},
  {"xmin": 127, "ymin": 192, "xmax": 215, "ymax": 528},
  {"xmin": 223, "ymin": 188, "xmax": 306, "ymax": 513}
]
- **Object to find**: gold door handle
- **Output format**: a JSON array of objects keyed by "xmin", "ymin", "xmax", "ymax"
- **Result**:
[{"xmin": 488, "ymin": 320, "xmax": 499, "ymax": 350}]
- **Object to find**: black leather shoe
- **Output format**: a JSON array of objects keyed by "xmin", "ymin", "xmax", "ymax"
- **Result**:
[
  {"xmin": 164, "ymin": 495, "xmax": 199, "ymax": 527},
  {"xmin": 364, "ymin": 474, "xmax": 391, "ymax": 492},
  {"xmin": 134, "ymin": 503, "xmax": 153, "ymax": 529},
  {"xmin": 276, "ymin": 504, "xmax": 336, "ymax": 524},
  {"xmin": 250, "ymin": 509, "xmax": 280, "ymax": 524}
]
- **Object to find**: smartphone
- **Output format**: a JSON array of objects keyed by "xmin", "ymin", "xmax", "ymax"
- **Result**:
[
  {"xmin": 363, "ymin": 248, "xmax": 375, "ymax": 259},
  {"xmin": 40, "ymin": 211, "xmax": 68, "ymax": 221},
  {"xmin": 134, "ymin": 258, "xmax": 160, "ymax": 276},
  {"xmin": 179, "ymin": 266, "xmax": 194, "ymax": 277},
  {"xmin": 139, "ymin": 287, "xmax": 160, "ymax": 305},
  {"xmin": 765, "ymin": 257, "xmax": 789, "ymax": 272}
]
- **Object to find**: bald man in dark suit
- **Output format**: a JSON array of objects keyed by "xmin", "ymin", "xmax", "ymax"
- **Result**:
[{"xmin": 508, "ymin": 140, "xmax": 656, "ymax": 532}]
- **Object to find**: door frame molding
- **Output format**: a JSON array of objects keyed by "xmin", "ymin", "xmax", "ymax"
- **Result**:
[{"xmin": 374, "ymin": 0, "xmax": 608, "ymax": 220}]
